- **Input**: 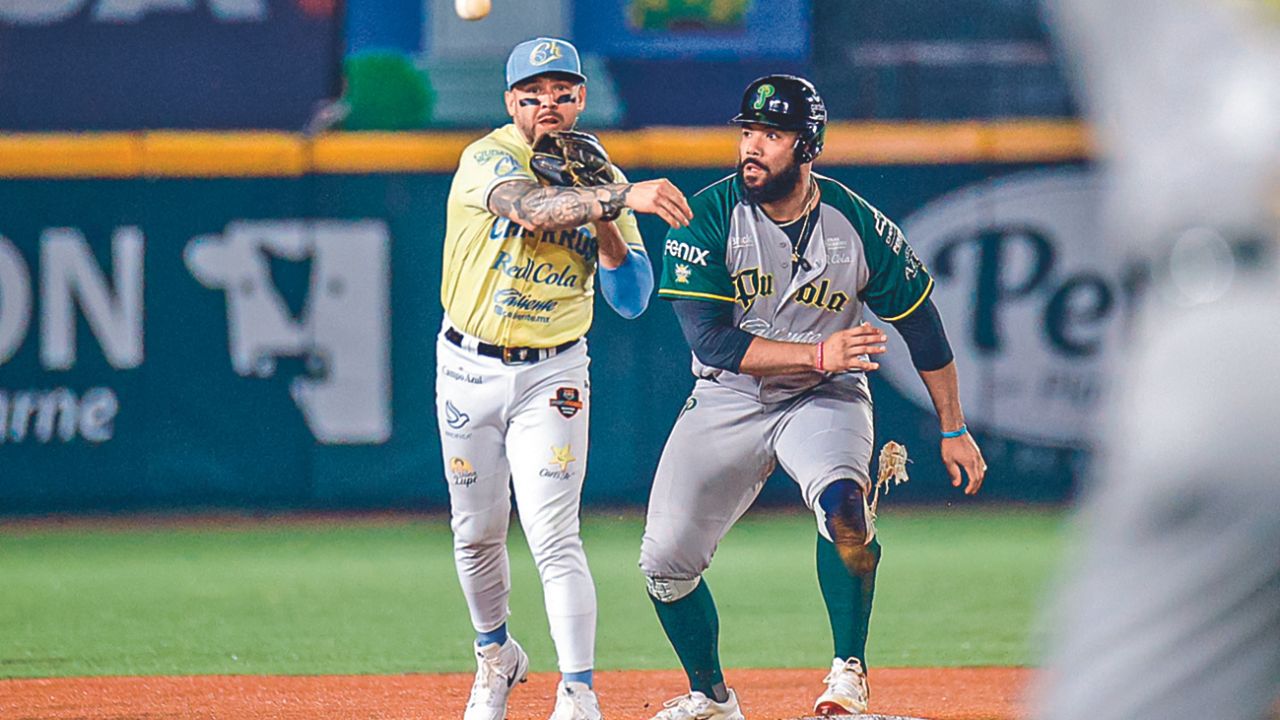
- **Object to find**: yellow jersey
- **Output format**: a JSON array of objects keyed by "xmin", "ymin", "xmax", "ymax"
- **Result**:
[{"xmin": 441, "ymin": 124, "xmax": 645, "ymax": 348}]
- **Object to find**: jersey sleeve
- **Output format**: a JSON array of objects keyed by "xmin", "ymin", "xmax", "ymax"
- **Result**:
[
  {"xmin": 851, "ymin": 193, "xmax": 934, "ymax": 322},
  {"xmin": 657, "ymin": 186, "xmax": 734, "ymax": 303},
  {"xmin": 453, "ymin": 138, "xmax": 537, "ymax": 213}
]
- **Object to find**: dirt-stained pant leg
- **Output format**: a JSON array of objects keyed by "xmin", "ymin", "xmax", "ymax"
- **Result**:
[
  {"xmin": 640, "ymin": 380, "xmax": 780, "ymax": 580},
  {"xmin": 775, "ymin": 375, "xmax": 877, "ymax": 575}
]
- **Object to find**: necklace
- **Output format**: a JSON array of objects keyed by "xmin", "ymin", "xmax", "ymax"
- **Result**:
[{"xmin": 790, "ymin": 179, "xmax": 818, "ymax": 270}]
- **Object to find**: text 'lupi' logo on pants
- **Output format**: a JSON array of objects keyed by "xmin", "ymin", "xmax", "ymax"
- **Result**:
[{"xmin": 185, "ymin": 220, "xmax": 392, "ymax": 444}]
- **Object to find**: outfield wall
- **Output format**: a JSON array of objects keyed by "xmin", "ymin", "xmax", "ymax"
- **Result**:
[{"xmin": 0, "ymin": 124, "xmax": 1105, "ymax": 512}]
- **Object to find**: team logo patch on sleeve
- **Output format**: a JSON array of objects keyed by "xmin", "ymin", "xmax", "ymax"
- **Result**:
[
  {"xmin": 493, "ymin": 154, "xmax": 520, "ymax": 177},
  {"xmin": 674, "ymin": 263, "xmax": 691, "ymax": 284},
  {"xmin": 549, "ymin": 387, "xmax": 584, "ymax": 418}
]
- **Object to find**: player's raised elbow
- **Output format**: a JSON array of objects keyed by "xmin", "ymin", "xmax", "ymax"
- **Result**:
[
  {"xmin": 670, "ymin": 300, "xmax": 752, "ymax": 373},
  {"xmin": 613, "ymin": 298, "xmax": 649, "ymax": 320},
  {"xmin": 607, "ymin": 293, "xmax": 650, "ymax": 320},
  {"xmin": 599, "ymin": 249, "xmax": 654, "ymax": 319},
  {"xmin": 689, "ymin": 344, "xmax": 742, "ymax": 374}
]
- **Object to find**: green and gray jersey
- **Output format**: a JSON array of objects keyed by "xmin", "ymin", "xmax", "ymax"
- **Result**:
[{"xmin": 658, "ymin": 173, "xmax": 933, "ymax": 403}]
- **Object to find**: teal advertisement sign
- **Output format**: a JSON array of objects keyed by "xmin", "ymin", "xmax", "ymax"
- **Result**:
[{"xmin": 0, "ymin": 163, "xmax": 1092, "ymax": 513}]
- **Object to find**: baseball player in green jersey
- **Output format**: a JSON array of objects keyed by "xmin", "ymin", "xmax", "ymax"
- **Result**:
[{"xmin": 638, "ymin": 75, "xmax": 987, "ymax": 719}]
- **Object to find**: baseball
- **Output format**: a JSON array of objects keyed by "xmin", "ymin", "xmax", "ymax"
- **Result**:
[{"xmin": 455, "ymin": 0, "xmax": 490, "ymax": 21}]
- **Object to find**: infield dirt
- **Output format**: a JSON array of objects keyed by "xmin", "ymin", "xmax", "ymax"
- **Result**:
[{"xmin": 0, "ymin": 667, "xmax": 1028, "ymax": 720}]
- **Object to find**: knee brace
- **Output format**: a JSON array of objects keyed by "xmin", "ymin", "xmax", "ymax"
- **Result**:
[
  {"xmin": 646, "ymin": 575, "xmax": 702, "ymax": 603},
  {"xmin": 818, "ymin": 479, "xmax": 879, "ymax": 574},
  {"xmin": 818, "ymin": 479, "xmax": 875, "ymax": 546}
]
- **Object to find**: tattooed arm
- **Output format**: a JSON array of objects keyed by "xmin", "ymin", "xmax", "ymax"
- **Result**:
[
  {"xmin": 488, "ymin": 178, "xmax": 693, "ymax": 231},
  {"xmin": 488, "ymin": 180, "xmax": 633, "ymax": 232}
]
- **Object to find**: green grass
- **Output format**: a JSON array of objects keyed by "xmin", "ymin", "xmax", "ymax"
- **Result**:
[{"xmin": 0, "ymin": 507, "xmax": 1065, "ymax": 678}]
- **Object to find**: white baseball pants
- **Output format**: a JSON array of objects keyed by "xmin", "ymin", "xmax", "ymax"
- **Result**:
[{"xmin": 435, "ymin": 326, "xmax": 596, "ymax": 673}]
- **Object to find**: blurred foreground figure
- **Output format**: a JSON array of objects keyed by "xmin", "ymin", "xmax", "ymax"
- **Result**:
[{"xmin": 1037, "ymin": 1, "xmax": 1280, "ymax": 719}]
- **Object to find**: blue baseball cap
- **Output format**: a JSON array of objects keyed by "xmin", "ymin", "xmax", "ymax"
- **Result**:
[{"xmin": 505, "ymin": 37, "xmax": 586, "ymax": 89}]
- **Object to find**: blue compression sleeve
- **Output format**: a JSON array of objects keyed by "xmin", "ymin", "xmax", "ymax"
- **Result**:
[
  {"xmin": 670, "ymin": 299, "xmax": 755, "ymax": 373},
  {"xmin": 598, "ymin": 248, "xmax": 654, "ymax": 319},
  {"xmin": 890, "ymin": 297, "xmax": 954, "ymax": 372}
]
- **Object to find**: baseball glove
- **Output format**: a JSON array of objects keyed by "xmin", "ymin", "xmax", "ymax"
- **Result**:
[
  {"xmin": 870, "ymin": 440, "xmax": 910, "ymax": 520},
  {"xmin": 530, "ymin": 130, "xmax": 617, "ymax": 187}
]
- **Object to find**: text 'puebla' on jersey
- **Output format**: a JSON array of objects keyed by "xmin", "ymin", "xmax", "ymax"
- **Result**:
[
  {"xmin": 794, "ymin": 278, "xmax": 850, "ymax": 313},
  {"xmin": 440, "ymin": 124, "xmax": 646, "ymax": 348},
  {"xmin": 655, "ymin": 173, "xmax": 934, "ymax": 402},
  {"xmin": 731, "ymin": 267, "xmax": 775, "ymax": 311}
]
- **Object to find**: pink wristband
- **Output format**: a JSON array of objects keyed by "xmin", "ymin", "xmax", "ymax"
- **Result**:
[{"xmin": 815, "ymin": 342, "xmax": 825, "ymax": 372}]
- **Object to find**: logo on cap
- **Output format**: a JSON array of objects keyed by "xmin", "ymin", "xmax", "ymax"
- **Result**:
[
  {"xmin": 530, "ymin": 41, "xmax": 563, "ymax": 67},
  {"xmin": 752, "ymin": 84, "xmax": 775, "ymax": 110}
]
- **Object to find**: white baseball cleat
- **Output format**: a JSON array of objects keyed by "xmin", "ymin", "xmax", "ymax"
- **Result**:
[
  {"xmin": 548, "ymin": 680, "xmax": 603, "ymax": 720},
  {"xmin": 463, "ymin": 636, "xmax": 530, "ymax": 720},
  {"xmin": 813, "ymin": 657, "xmax": 869, "ymax": 715},
  {"xmin": 648, "ymin": 689, "xmax": 745, "ymax": 720}
]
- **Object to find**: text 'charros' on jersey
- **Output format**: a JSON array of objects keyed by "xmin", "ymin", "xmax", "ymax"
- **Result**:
[{"xmin": 489, "ymin": 218, "xmax": 599, "ymax": 261}]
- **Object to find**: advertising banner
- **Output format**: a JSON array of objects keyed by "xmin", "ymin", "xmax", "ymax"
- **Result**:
[{"xmin": 0, "ymin": 161, "xmax": 1096, "ymax": 512}]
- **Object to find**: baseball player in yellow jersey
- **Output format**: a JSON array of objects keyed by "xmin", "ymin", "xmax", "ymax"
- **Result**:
[{"xmin": 437, "ymin": 37, "xmax": 692, "ymax": 720}]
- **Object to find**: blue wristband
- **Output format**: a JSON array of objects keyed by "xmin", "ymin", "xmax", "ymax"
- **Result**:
[{"xmin": 941, "ymin": 424, "xmax": 968, "ymax": 439}]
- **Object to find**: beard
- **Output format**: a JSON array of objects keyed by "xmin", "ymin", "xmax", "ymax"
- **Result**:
[{"xmin": 737, "ymin": 156, "xmax": 802, "ymax": 205}]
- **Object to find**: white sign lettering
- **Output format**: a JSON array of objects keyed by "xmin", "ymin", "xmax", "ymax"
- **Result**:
[
  {"xmin": 0, "ymin": 237, "xmax": 33, "ymax": 365},
  {"xmin": 0, "ymin": 387, "xmax": 118, "ymax": 443},
  {"xmin": 0, "ymin": 228, "xmax": 143, "ymax": 371},
  {"xmin": 40, "ymin": 227, "xmax": 144, "ymax": 370}
]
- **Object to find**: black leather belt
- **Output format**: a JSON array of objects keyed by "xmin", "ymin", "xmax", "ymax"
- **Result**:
[{"xmin": 445, "ymin": 327, "xmax": 578, "ymax": 365}]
